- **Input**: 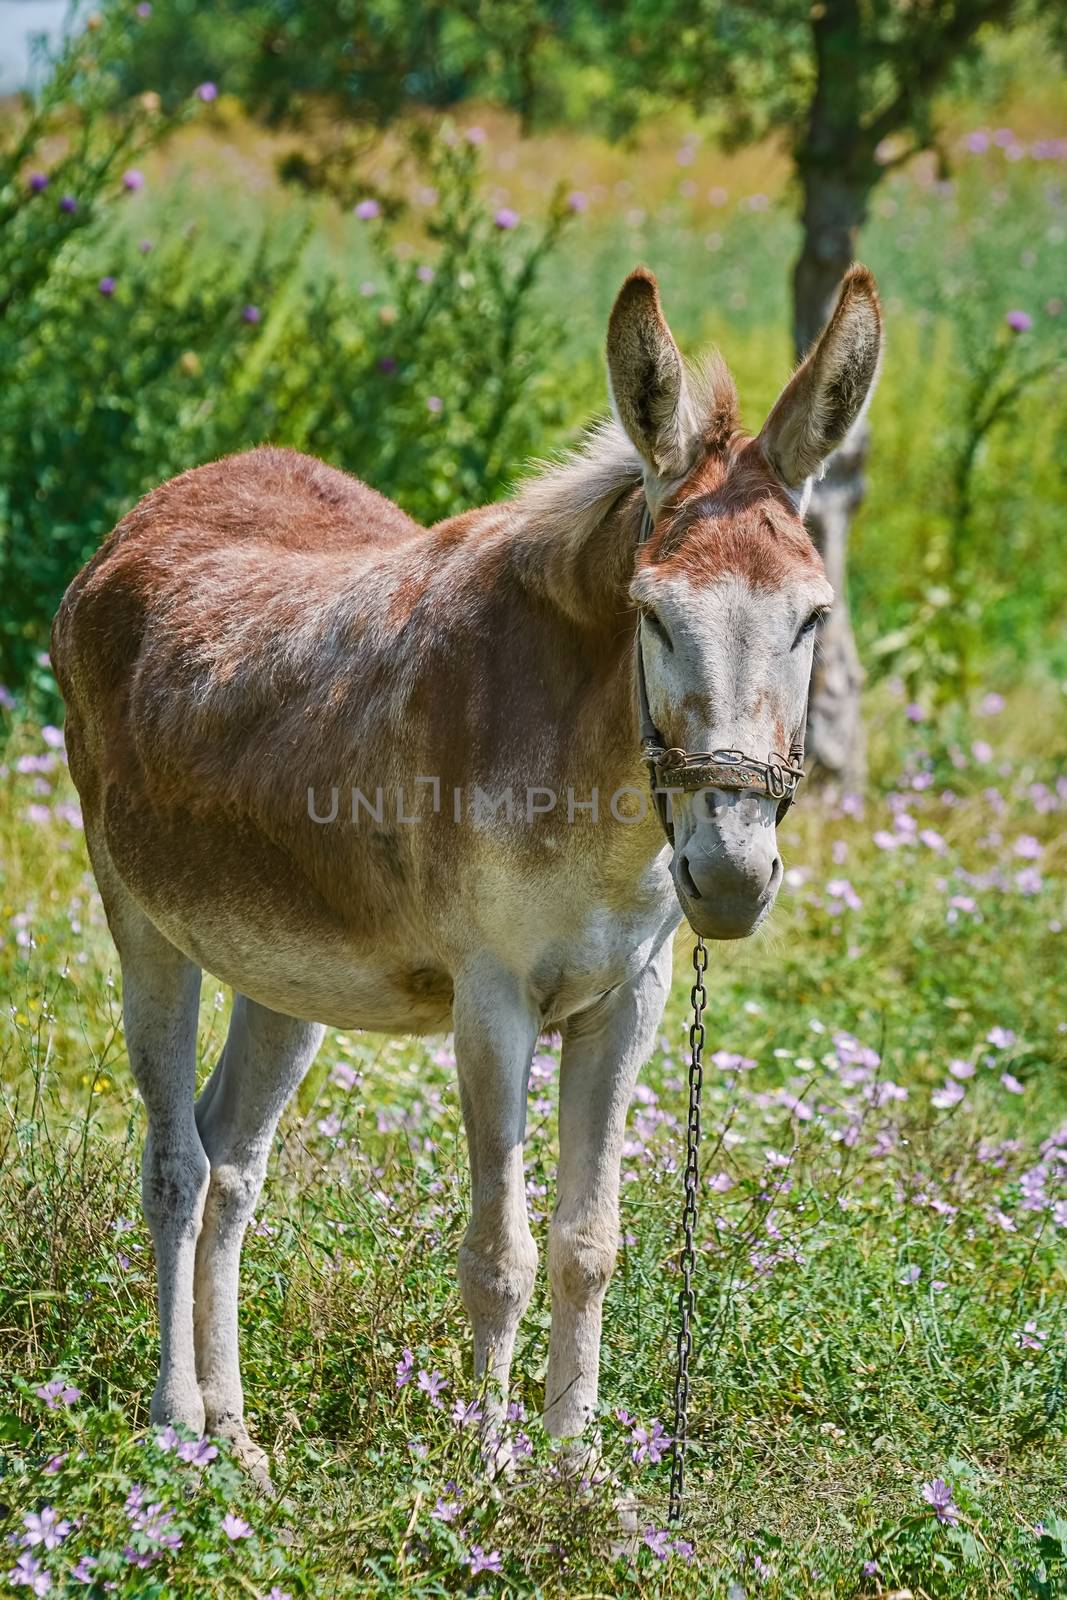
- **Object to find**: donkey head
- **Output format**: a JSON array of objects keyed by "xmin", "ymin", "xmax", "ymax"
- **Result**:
[{"xmin": 607, "ymin": 265, "xmax": 882, "ymax": 939}]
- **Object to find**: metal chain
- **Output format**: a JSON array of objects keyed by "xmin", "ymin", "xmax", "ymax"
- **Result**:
[{"xmin": 668, "ymin": 934, "xmax": 707, "ymax": 1523}]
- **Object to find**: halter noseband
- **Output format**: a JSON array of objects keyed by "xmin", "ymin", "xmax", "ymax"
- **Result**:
[{"xmin": 635, "ymin": 506, "xmax": 806, "ymax": 846}]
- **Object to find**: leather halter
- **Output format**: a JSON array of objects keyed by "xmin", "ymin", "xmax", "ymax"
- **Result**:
[{"xmin": 635, "ymin": 506, "xmax": 806, "ymax": 846}]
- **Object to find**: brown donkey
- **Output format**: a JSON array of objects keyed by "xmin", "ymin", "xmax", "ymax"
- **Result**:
[{"xmin": 52, "ymin": 265, "xmax": 881, "ymax": 1484}]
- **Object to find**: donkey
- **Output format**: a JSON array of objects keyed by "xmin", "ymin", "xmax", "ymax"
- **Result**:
[{"xmin": 52, "ymin": 264, "xmax": 881, "ymax": 1485}]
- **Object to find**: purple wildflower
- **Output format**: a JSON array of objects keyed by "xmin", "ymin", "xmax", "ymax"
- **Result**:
[
  {"xmin": 59, "ymin": 195, "xmax": 77, "ymax": 214},
  {"xmin": 987, "ymin": 1026, "xmax": 1016, "ymax": 1049},
  {"xmin": 221, "ymin": 1512, "xmax": 252, "ymax": 1540},
  {"xmin": 241, "ymin": 304, "xmax": 261, "ymax": 325},
  {"xmin": 451, "ymin": 1396, "xmax": 483, "ymax": 1429},
  {"xmin": 354, "ymin": 198, "xmax": 380, "ymax": 220},
  {"xmin": 22, "ymin": 1508, "xmax": 71, "ymax": 1550},
  {"xmin": 922, "ymin": 1477, "xmax": 960, "ymax": 1525},
  {"xmin": 1005, "ymin": 309, "xmax": 1032, "ymax": 332},
  {"xmin": 395, "ymin": 1347, "xmax": 414, "ymax": 1386},
  {"xmin": 493, "ymin": 207, "xmax": 519, "ymax": 229},
  {"xmin": 567, "ymin": 190, "xmax": 588, "ymax": 212},
  {"xmin": 432, "ymin": 1491, "xmax": 461, "ymax": 1522},
  {"xmin": 136, "ymin": 2, "xmax": 152, "ymax": 15},
  {"xmin": 465, "ymin": 125, "xmax": 486, "ymax": 145},
  {"xmin": 467, "ymin": 1546, "xmax": 503, "ymax": 1575},
  {"xmin": 177, "ymin": 1436, "xmax": 218, "ymax": 1466},
  {"xmin": 36, "ymin": 1379, "xmax": 81, "ymax": 1409},
  {"xmin": 932, "ymin": 1080, "xmax": 965, "ymax": 1110},
  {"xmin": 71, "ymin": 1556, "xmax": 97, "ymax": 1583},
  {"xmin": 417, "ymin": 1368, "xmax": 447, "ymax": 1407},
  {"xmin": 154, "ymin": 1424, "xmax": 179, "ymax": 1452},
  {"xmin": 8, "ymin": 1552, "xmax": 51, "ymax": 1594},
  {"xmin": 28, "ymin": 172, "xmax": 49, "ymax": 193},
  {"xmin": 98, "ymin": 277, "xmax": 116, "ymax": 298},
  {"xmin": 122, "ymin": 170, "xmax": 145, "ymax": 192},
  {"xmin": 644, "ymin": 1526, "xmax": 672, "ymax": 1559},
  {"xmin": 195, "ymin": 82, "xmax": 218, "ymax": 102},
  {"xmin": 1017, "ymin": 1320, "xmax": 1046, "ymax": 1351},
  {"xmin": 1001, "ymin": 1072, "xmax": 1025, "ymax": 1095},
  {"xmin": 124, "ymin": 1547, "xmax": 157, "ymax": 1569},
  {"xmin": 426, "ymin": 395, "xmax": 443, "ymax": 413},
  {"xmin": 631, "ymin": 1418, "xmax": 671, "ymax": 1465}
]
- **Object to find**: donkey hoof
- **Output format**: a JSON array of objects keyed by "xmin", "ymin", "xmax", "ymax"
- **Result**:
[
  {"xmin": 149, "ymin": 1383, "xmax": 205, "ymax": 1436},
  {"xmin": 214, "ymin": 1420, "xmax": 275, "ymax": 1494}
]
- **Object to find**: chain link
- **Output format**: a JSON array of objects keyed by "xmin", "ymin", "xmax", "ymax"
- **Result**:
[{"xmin": 668, "ymin": 934, "xmax": 707, "ymax": 1523}]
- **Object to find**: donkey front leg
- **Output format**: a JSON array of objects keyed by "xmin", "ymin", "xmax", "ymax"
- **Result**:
[
  {"xmin": 545, "ymin": 941, "xmax": 673, "ymax": 1440},
  {"xmin": 453, "ymin": 966, "xmax": 540, "ymax": 1430}
]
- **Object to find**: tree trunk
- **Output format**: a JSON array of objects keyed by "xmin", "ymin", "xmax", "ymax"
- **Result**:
[{"xmin": 793, "ymin": 168, "xmax": 872, "ymax": 795}]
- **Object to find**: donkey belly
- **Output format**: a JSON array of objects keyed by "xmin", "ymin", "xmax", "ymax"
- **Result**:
[{"xmin": 95, "ymin": 792, "xmax": 454, "ymax": 1034}]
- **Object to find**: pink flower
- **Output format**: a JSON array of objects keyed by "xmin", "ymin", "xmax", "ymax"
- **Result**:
[
  {"xmin": 1001, "ymin": 1072, "xmax": 1025, "ymax": 1095},
  {"xmin": 465, "ymin": 126, "xmax": 486, "ymax": 145},
  {"xmin": 567, "ymin": 190, "xmax": 588, "ymax": 212},
  {"xmin": 426, "ymin": 395, "xmax": 443, "ymax": 413},
  {"xmin": 1016, "ymin": 1320, "xmax": 1045, "ymax": 1351},
  {"xmin": 122, "ymin": 169, "xmax": 145, "ymax": 192},
  {"xmin": 948, "ymin": 1059, "xmax": 975, "ymax": 1080},
  {"xmin": 221, "ymin": 1512, "xmax": 252, "ymax": 1540},
  {"xmin": 354, "ymin": 199, "xmax": 380, "ymax": 220},
  {"xmin": 493, "ymin": 207, "xmax": 519, "ymax": 229},
  {"xmin": 986, "ymin": 1027, "xmax": 1016, "ymax": 1049},
  {"xmin": 395, "ymin": 1347, "xmax": 414, "ymax": 1386},
  {"xmin": 1013, "ymin": 835, "xmax": 1043, "ymax": 859},
  {"xmin": 1005, "ymin": 309, "xmax": 1032, "ymax": 332},
  {"xmin": 195, "ymin": 82, "xmax": 218, "ymax": 102},
  {"xmin": 932, "ymin": 1080, "xmax": 965, "ymax": 1110}
]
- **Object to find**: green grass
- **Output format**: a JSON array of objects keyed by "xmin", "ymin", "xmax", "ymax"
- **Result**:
[{"xmin": 1, "ymin": 676, "xmax": 1065, "ymax": 1598}]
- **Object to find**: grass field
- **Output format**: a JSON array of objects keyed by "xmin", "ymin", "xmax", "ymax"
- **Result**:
[
  {"xmin": 2, "ymin": 674, "xmax": 1065, "ymax": 1598},
  {"xmin": 2, "ymin": 61, "xmax": 1067, "ymax": 1600}
]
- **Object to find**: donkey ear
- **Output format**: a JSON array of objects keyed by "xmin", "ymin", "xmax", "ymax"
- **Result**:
[
  {"xmin": 758, "ymin": 265, "xmax": 883, "ymax": 494},
  {"xmin": 607, "ymin": 268, "xmax": 695, "ymax": 478}
]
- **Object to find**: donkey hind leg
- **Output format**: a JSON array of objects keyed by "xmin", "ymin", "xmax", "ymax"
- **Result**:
[
  {"xmin": 194, "ymin": 996, "xmax": 324, "ymax": 1485},
  {"xmin": 545, "ymin": 941, "xmax": 673, "ymax": 1443},
  {"xmin": 453, "ymin": 965, "xmax": 540, "ymax": 1447},
  {"xmin": 117, "ymin": 907, "xmax": 209, "ymax": 1433}
]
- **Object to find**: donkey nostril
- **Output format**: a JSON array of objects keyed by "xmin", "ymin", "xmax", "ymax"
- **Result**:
[
  {"xmin": 766, "ymin": 855, "xmax": 783, "ymax": 896},
  {"xmin": 679, "ymin": 855, "xmax": 702, "ymax": 901}
]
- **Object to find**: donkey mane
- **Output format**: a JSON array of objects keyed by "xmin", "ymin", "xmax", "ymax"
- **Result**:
[{"xmin": 505, "ymin": 353, "xmax": 740, "ymax": 620}]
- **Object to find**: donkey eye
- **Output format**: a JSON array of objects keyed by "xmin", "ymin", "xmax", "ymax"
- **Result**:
[
  {"xmin": 795, "ymin": 608, "xmax": 827, "ymax": 647},
  {"xmin": 643, "ymin": 609, "xmax": 673, "ymax": 651}
]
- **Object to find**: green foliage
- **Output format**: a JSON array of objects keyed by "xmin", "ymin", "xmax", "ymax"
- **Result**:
[{"xmin": 0, "ymin": 33, "xmax": 576, "ymax": 693}]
